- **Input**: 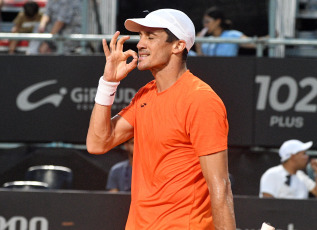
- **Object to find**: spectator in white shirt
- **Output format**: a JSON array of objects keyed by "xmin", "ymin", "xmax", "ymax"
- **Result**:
[{"xmin": 260, "ymin": 139, "xmax": 317, "ymax": 199}]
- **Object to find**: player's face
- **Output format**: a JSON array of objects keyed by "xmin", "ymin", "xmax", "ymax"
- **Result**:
[{"xmin": 136, "ymin": 28, "xmax": 174, "ymax": 71}]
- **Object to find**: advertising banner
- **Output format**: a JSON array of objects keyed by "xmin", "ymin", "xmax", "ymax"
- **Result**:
[
  {"xmin": 188, "ymin": 57, "xmax": 255, "ymax": 146},
  {"xmin": 0, "ymin": 190, "xmax": 316, "ymax": 230},
  {"xmin": 0, "ymin": 55, "xmax": 151, "ymax": 143},
  {"xmin": 0, "ymin": 190, "xmax": 130, "ymax": 230},
  {"xmin": 255, "ymin": 58, "xmax": 317, "ymax": 147},
  {"xmin": 0, "ymin": 56, "xmax": 254, "ymax": 145},
  {"xmin": 1, "ymin": 56, "xmax": 316, "ymax": 147}
]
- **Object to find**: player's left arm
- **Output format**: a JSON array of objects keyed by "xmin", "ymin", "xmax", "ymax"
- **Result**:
[{"xmin": 199, "ymin": 150, "xmax": 236, "ymax": 230}]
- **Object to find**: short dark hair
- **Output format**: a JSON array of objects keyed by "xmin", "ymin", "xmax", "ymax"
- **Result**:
[
  {"xmin": 24, "ymin": 1, "xmax": 39, "ymax": 18},
  {"xmin": 205, "ymin": 6, "xmax": 232, "ymax": 30},
  {"xmin": 164, "ymin": 28, "xmax": 188, "ymax": 62}
]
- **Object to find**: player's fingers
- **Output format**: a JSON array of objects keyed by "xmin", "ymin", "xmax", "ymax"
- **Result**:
[
  {"xmin": 126, "ymin": 58, "xmax": 138, "ymax": 73},
  {"xmin": 124, "ymin": 49, "xmax": 138, "ymax": 60},
  {"xmin": 102, "ymin": 39, "xmax": 110, "ymax": 57},
  {"xmin": 109, "ymin": 31, "xmax": 120, "ymax": 51},
  {"xmin": 116, "ymin": 36, "xmax": 130, "ymax": 51},
  {"xmin": 124, "ymin": 50, "xmax": 138, "ymax": 72}
]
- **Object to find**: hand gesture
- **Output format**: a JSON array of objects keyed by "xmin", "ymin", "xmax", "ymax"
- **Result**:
[
  {"xmin": 310, "ymin": 159, "xmax": 317, "ymax": 174},
  {"xmin": 197, "ymin": 27, "xmax": 208, "ymax": 37},
  {"xmin": 102, "ymin": 31, "xmax": 138, "ymax": 82}
]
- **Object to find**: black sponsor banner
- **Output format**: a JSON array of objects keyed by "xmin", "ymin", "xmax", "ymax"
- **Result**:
[
  {"xmin": 0, "ymin": 55, "xmax": 254, "ymax": 145},
  {"xmin": 255, "ymin": 58, "xmax": 317, "ymax": 147},
  {"xmin": 0, "ymin": 189, "xmax": 130, "ymax": 230},
  {"xmin": 0, "ymin": 55, "xmax": 151, "ymax": 143},
  {"xmin": 234, "ymin": 196, "xmax": 317, "ymax": 230},
  {"xmin": 2, "ymin": 55, "xmax": 316, "ymax": 147},
  {"xmin": 188, "ymin": 57, "xmax": 255, "ymax": 146},
  {"xmin": 0, "ymin": 190, "xmax": 316, "ymax": 230}
]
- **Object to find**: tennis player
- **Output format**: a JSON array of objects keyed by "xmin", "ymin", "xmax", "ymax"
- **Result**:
[{"xmin": 87, "ymin": 8, "xmax": 236, "ymax": 230}]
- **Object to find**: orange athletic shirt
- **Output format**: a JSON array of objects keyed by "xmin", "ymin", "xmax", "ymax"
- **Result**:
[{"xmin": 118, "ymin": 70, "xmax": 228, "ymax": 230}]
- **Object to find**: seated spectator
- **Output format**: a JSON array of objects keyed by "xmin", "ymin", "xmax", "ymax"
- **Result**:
[
  {"xmin": 106, "ymin": 138, "xmax": 133, "ymax": 192},
  {"xmin": 190, "ymin": 6, "xmax": 254, "ymax": 57},
  {"xmin": 259, "ymin": 139, "xmax": 317, "ymax": 199},
  {"xmin": 8, "ymin": 1, "xmax": 42, "ymax": 54},
  {"xmin": 37, "ymin": 0, "xmax": 82, "ymax": 54}
]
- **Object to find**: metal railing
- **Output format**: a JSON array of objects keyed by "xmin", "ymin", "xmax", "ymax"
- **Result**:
[{"xmin": 1, "ymin": 32, "xmax": 317, "ymax": 57}]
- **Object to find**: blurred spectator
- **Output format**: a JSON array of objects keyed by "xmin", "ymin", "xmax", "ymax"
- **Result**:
[
  {"xmin": 106, "ymin": 138, "xmax": 133, "ymax": 192},
  {"xmin": 37, "ymin": 0, "xmax": 82, "ymax": 54},
  {"xmin": 8, "ymin": 1, "xmax": 42, "ymax": 54},
  {"xmin": 190, "ymin": 6, "xmax": 254, "ymax": 57},
  {"xmin": 259, "ymin": 139, "xmax": 317, "ymax": 199},
  {"xmin": 0, "ymin": 0, "xmax": 4, "ymax": 31},
  {"xmin": 306, "ymin": 159, "xmax": 317, "ymax": 181}
]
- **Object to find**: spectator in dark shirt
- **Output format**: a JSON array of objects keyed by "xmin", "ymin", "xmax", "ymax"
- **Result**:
[{"xmin": 106, "ymin": 138, "xmax": 133, "ymax": 192}]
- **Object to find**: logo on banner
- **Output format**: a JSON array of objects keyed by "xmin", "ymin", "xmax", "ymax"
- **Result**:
[
  {"xmin": 16, "ymin": 80, "xmax": 136, "ymax": 111},
  {"xmin": 255, "ymin": 75, "xmax": 317, "ymax": 128},
  {"xmin": 16, "ymin": 80, "xmax": 67, "ymax": 111},
  {"xmin": 0, "ymin": 216, "xmax": 48, "ymax": 230}
]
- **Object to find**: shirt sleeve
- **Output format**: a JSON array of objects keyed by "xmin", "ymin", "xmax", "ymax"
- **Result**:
[
  {"xmin": 44, "ymin": 0, "xmax": 52, "ymax": 16},
  {"xmin": 186, "ymin": 90, "xmax": 228, "ymax": 156},
  {"xmin": 259, "ymin": 170, "xmax": 278, "ymax": 197},
  {"xmin": 297, "ymin": 170, "xmax": 316, "ymax": 191},
  {"xmin": 118, "ymin": 86, "xmax": 145, "ymax": 127},
  {"xmin": 55, "ymin": 0, "xmax": 73, "ymax": 23},
  {"xmin": 226, "ymin": 30, "xmax": 243, "ymax": 38},
  {"xmin": 118, "ymin": 97, "xmax": 136, "ymax": 127}
]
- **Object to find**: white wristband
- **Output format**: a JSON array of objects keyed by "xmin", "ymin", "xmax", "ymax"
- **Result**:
[{"xmin": 95, "ymin": 76, "xmax": 120, "ymax": 106}]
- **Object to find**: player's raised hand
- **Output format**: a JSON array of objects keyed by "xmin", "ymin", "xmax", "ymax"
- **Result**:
[{"xmin": 102, "ymin": 31, "xmax": 138, "ymax": 82}]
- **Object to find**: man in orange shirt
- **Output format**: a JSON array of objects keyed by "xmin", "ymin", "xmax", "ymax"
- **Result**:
[{"xmin": 87, "ymin": 9, "xmax": 236, "ymax": 230}]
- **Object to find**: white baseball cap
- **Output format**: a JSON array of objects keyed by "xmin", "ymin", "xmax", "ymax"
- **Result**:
[
  {"xmin": 124, "ymin": 9, "xmax": 195, "ymax": 51},
  {"xmin": 279, "ymin": 139, "xmax": 313, "ymax": 162}
]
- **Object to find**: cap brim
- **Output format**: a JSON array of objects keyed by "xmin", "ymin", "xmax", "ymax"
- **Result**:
[
  {"xmin": 300, "ymin": 141, "xmax": 313, "ymax": 152},
  {"xmin": 125, "ymin": 18, "xmax": 166, "ymax": 32}
]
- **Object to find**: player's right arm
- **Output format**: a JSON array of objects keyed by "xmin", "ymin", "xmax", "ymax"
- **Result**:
[
  {"xmin": 86, "ymin": 32, "xmax": 138, "ymax": 154},
  {"xmin": 87, "ymin": 107, "xmax": 133, "ymax": 154}
]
